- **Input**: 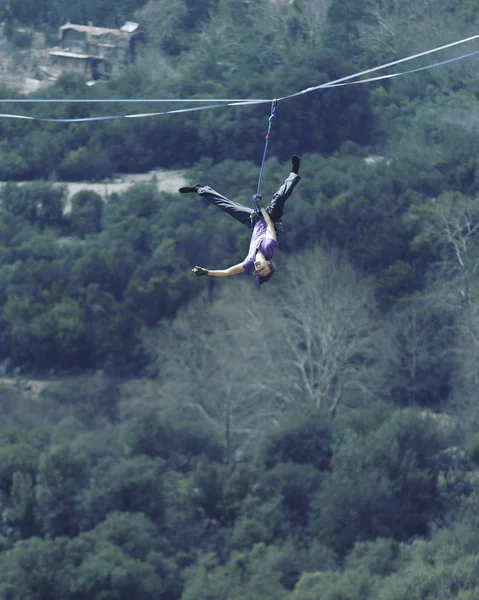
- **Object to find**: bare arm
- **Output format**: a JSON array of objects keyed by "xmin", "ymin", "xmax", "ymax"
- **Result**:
[
  {"xmin": 192, "ymin": 263, "xmax": 246, "ymax": 277},
  {"xmin": 260, "ymin": 207, "xmax": 277, "ymax": 241}
]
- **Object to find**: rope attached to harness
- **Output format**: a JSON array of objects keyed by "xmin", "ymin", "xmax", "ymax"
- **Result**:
[{"xmin": 252, "ymin": 100, "xmax": 277, "ymax": 215}]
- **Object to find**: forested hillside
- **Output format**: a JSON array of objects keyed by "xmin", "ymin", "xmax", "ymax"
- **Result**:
[{"xmin": 1, "ymin": 1, "xmax": 479, "ymax": 598}]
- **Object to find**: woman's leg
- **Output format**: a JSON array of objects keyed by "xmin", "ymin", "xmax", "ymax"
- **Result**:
[
  {"xmin": 197, "ymin": 185, "xmax": 253, "ymax": 227},
  {"xmin": 266, "ymin": 173, "xmax": 300, "ymax": 223}
]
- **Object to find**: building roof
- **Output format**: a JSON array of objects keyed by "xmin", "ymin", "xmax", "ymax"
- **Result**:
[
  {"xmin": 49, "ymin": 50, "xmax": 91, "ymax": 59},
  {"xmin": 60, "ymin": 24, "xmax": 122, "ymax": 36},
  {"xmin": 60, "ymin": 22, "xmax": 139, "ymax": 36},
  {"xmin": 120, "ymin": 21, "xmax": 139, "ymax": 33}
]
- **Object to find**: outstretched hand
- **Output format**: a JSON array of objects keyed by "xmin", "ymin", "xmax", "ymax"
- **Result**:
[{"xmin": 192, "ymin": 266, "xmax": 208, "ymax": 276}]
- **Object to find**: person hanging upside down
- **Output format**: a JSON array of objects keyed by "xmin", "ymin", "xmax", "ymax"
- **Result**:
[{"xmin": 179, "ymin": 155, "xmax": 301, "ymax": 284}]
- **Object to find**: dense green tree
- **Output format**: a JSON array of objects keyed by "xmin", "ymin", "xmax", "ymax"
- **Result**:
[
  {"xmin": 0, "ymin": 297, "xmax": 43, "ymax": 366},
  {"xmin": 0, "ymin": 536, "xmax": 67, "ymax": 600},
  {"xmin": 30, "ymin": 297, "xmax": 87, "ymax": 368},
  {"xmin": 7, "ymin": 471, "xmax": 37, "ymax": 539},
  {"xmin": 259, "ymin": 410, "xmax": 335, "ymax": 471},
  {"xmin": 261, "ymin": 462, "xmax": 323, "ymax": 531},
  {"xmin": 181, "ymin": 544, "xmax": 290, "ymax": 600},
  {"xmin": 0, "ymin": 437, "xmax": 39, "ymax": 497},
  {"xmin": 62, "ymin": 538, "xmax": 162, "ymax": 600},
  {"xmin": 40, "ymin": 371, "xmax": 121, "ymax": 425},
  {"xmin": 57, "ymin": 146, "xmax": 115, "ymax": 181},
  {"xmin": 314, "ymin": 407, "xmax": 449, "ymax": 555},
  {"xmin": 122, "ymin": 405, "xmax": 224, "ymax": 470},
  {"xmin": 0, "ymin": 182, "xmax": 66, "ymax": 229},
  {"xmin": 327, "ymin": 0, "xmax": 378, "ymax": 47},
  {"xmin": 292, "ymin": 566, "xmax": 379, "ymax": 600},
  {"xmin": 0, "ymin": 427, "xmax": 48, "ymax": 539},
  {"xmin": 90, "ymin": 511, "xmax": 161, "ymax": 560},
  {"xmin": 79, "ymin": 455, "xmax": 165, "ymax": 530},
  {"xmin": 68, "ymin": 190, "xmax": 104, "ymax": 237},
  {"xmin": 35, "ymin": 443, "xmax": 90, "ymax": 537}
]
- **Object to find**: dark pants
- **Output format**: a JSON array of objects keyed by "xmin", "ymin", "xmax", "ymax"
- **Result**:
[{"xmin": 197, "ymin": 172, "xmax": 300, "ymax": 229}]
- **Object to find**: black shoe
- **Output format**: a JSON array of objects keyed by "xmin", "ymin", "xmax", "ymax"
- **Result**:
[
  {"xmin": 291, "ymin": 155, "xmax": 300, "ymax": 175},
  {"xmin": 179, "ymin": 184, "xmax": 201, "ymax": 194}
]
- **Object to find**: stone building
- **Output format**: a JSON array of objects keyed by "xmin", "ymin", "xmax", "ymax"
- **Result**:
[{"xmin": 49, "ymin": 21, "xmax": 142, "ymax": 80}]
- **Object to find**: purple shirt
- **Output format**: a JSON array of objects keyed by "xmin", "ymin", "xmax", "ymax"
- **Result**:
[{"xmin": 241, "ymin": 219, "xmax": 278, "ymax": 271}]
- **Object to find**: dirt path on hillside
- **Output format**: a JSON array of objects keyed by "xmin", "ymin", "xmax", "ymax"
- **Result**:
[
  {"xmin": 0, "ymin": 377, "xmax": 48, "ymax": 395},
  {"xmin": 0, "ymin": 169, "xmax": 189, "ymax": 214},
  {"xmin": 62, "ymin": 169, "xmax": 188, "ymax": 213}
]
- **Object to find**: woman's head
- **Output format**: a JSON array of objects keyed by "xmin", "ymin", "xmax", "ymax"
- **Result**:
[{"xmin": 255, "ymin": 260, "xmax": 276, "ymax": 285}]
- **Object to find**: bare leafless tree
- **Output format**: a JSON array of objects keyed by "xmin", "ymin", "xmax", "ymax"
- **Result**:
[
  {"xmin": 359, "ymin": 0, "xmax": 476, "ymax": 59},
  {"xmin": 423, "ymin": 191, "xmax": 479, "ymax": 336},
  {"xmin": 143, "ymin": 284, "xmax": 284, "ymax": 462},
  {"xmin": 386, "ymin": 293, "xmax": 456, "ymax": 406},
  {"xmin": 258, "ymin": 247, "xmax": 396, "ymax": 416},
  {"xmin": 418, "ymin": 191, "xmax": 479, "ymax": 418}
]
